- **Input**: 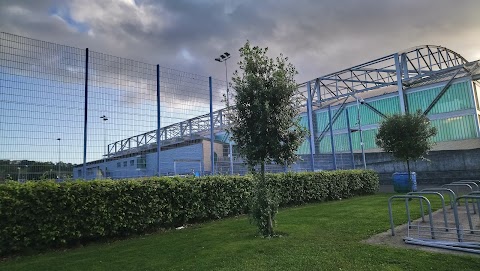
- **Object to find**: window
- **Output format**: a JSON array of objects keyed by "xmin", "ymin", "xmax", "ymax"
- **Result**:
[
  {"xmin": 117, "ymin": 162, "xmax": 121, "ymax": 168},
  {"xmin": 77, "ymin": 170, "xmax": 81, "ymax": 176},
  {"xmin": 123, "ymin": 161, "xmax": 127, "ymax": 167},
  {"xmin": 130, "ymin": 160, "xmax": 134, "ymax": 166},
  {"xmin": 137, "ymin": 155, "xmax": 147, "ymax": 169},
  {"xmin": 223, "ymin": 145, "xmax": 229, "ymax": 157},
  {"xmin": 86, "ymin": 168, "xmax": 93, "ymax": 176}
]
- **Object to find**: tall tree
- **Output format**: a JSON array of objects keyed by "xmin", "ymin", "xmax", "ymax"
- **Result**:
[
  {"xmin": 375, "ymin": 110, "xmax": 437, "ymax": 189},
  {"xmin": 229, "ymin": 41, "xmax": 306, "ymax": 236}
]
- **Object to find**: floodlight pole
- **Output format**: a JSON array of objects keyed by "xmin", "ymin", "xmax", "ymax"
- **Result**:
[
  {"xmin": 215, "ymin": 52, "xmax": 234, "ymax": 175},
  {"xmin": 17, "ymin": 167, "xmax": 20, "ymax": 182},
  {"xmin": 224, "ymin": 60, "xmax": 229, "ymax": 107}
]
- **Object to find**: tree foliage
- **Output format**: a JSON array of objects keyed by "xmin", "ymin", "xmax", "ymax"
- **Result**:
[
  {"xmin": 375, "ymin": 110, "xmax": 437, "ymax": 184},
  {"xmin": 229, "ymin": 42, "xmax": 306, "ymax": 168},
  {"xmin": 0, "ymin": 160, "xmax": 73, "ymax": 182},
  {"xmin": 228, "ymin": 41, "xmax": 306, "ymax": 237}
]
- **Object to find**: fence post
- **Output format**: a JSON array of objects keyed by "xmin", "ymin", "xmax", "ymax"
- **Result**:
[
  {"xmin": 156, "ymin": 64, "xmax": 161, "ymax": 176},
  {"xmin": 82, "ymin": 48, "xmax": 89, "ymax": 179},
  {"xmin": 209, "ymin": 77, "xmax": 215, "ymax": 175}
]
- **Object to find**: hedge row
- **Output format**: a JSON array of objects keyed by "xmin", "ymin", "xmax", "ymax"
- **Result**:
[{"xmin": 0, "ymin": 170, "xmax": 378, "ymax": 255}]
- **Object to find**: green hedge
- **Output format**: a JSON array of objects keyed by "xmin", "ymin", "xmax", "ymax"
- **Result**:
[{"xmin": 0, "ymin": 170, "xmax": 378, "ymax": 255}]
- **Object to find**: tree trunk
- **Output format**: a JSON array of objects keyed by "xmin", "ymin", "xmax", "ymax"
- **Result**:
[{"xmin": 261, "ymin": 162, "xmax": 273, "ymax": 236}]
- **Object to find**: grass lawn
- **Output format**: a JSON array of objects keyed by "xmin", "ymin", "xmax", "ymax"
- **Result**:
[{"xmin": 1, "ymin": 193, "xmax": 479, "ymax": 271}]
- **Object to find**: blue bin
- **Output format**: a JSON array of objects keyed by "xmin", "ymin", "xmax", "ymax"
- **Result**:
[{"xmin": 393, "ymin": 172, "xmax": 417, "ymax": 193}]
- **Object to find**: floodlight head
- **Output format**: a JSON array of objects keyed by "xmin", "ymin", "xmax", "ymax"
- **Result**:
[
  {"xmin": 215, "ymin": 58, "xmax": 221, "ymax": 62},
  {"xmin": 224, "ymin": 52, "xmax": 230, "ymax": 57},
  {"xmin": 57, "ymin": 138, "xmax": 61, "ymax": 141},
  {"xmin": 220, "ymin": 55, "xmax": 226, "ymax": 59}
]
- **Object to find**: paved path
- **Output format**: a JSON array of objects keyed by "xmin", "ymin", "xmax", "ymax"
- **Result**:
[
  {"xmin": 364, "ymin": 195, "xmax": 480, "ymax": 256},
  {"xmin": 378, "ymin": 184, "xmax": 439, "ymax": 193}
]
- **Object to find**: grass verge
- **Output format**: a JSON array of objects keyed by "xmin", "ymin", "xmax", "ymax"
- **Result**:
[{"xmin": 1, "ymin": 194, "xmax": 478, "ymax": 270}]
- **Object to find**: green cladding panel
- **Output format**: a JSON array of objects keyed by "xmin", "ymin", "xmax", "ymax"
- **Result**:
[
  {"xmin": 341, "ymin": 97, "xmax": 401, "ymax": 128},
  {"xmin": 296, "ymin": 115, "xmax": 310, "ymax": 154},
  {"xmin": 407, "ymin": 81, "xmax": 474, "ymax": 114},
  {"xmin": 296, "ymin": 81, "xmax": 477, "ymax": 155},
  {"xmin": 318, "ymin": 129, "xmax": 379, "ymax": 154},
  {"xmin": 431, "ymin": 115, "xmax": 477, "ymax": 142},
  {"xmin": 315, "ymin": 96, "xmax": 400, "ymax": 132}
]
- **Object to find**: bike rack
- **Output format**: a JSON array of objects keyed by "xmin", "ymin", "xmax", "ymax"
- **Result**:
[
  {"xmin": 407, "ymin": 191, "xmax": 450, "ymax": 231},
  {"xmin": 388, "ymin": 195, "xmax": 434, "ymax": 239},
  {"xmin": 442, "ymin": 183, "xmax": 473, "ymax": 195},
  {"xmin": 387, "ymin": 183, "xmax": 480, "ymax": 253},
  {"xmin": 459, "ymin": 180, "xmax": 480, "ymax": 186},
  {"xmin": 451, "ymin": 181, "xmax": 479, "ymax": 191},
  {"xmin": 404, "ymin": 237, "xmax": 480, "ymax": 254},
  {"xmin": 420, "ymin": 188, "xmax": 456, "ymax": 209},
  {"xmin": 469, "ymin": 191, "xmax": 480, "ymax": 196},
  {"xmin": 447, "ymin": 182, "xmax": 479, "ymax": 214},
  {"xmin": 442, "ymin": 183, "xmax": 475, "ymax": 213},
  {"xmin": 455, "ymin": 195, "xmax": 480, "ymax": 234}
]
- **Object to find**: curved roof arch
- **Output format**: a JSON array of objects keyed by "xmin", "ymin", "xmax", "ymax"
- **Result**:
[
  {"xmin": 302, "ymin": 44, "xmax": 471, "ymax": 104},
  {"xmin": 398, "ymin": 45, "xmax": 468, "ymax": 63}
]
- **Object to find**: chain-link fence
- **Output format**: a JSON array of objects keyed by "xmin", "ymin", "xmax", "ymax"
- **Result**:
[{"xmin": 0, "ymin": 32, "xmax": 354, "ymax": 181}]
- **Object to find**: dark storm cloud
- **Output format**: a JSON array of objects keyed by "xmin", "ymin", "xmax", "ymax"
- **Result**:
[{"xmin": 1, "ymin": 0, "xmax": 479, "ymax": 84}]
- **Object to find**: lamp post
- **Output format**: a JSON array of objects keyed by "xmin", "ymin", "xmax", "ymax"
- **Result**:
[
  {"xmin": 100, "ymin": 115, "xmax": 108, "ymax": 178},
  {"xmin": 215, "ymin": 52, "xmax": 234, "ymax": 175},
  {"xmin": 215, "ymin": 52, "xmax": 231, "ymax": 106},
  {"xmin": 57, "ymin": 138, "xmax": 61, "ymax": 179}
]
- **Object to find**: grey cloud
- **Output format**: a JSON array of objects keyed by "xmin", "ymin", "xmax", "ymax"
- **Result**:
[{"xmin": 1, "ymin": 0, "xmax": 479, "ymax": 84}]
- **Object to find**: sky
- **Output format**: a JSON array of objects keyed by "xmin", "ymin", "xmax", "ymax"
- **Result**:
[
  {"xmin": 1, "ymin": 0, "xmax": 480, "ymax": 166},
  {"xmin": 1, "ymin": 0, "xmax": 480, "ymax": 84}
]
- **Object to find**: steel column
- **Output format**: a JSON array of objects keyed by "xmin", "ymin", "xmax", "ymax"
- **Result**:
[
  {"xmin": 306, "ymin": 82, "xmax": 315, "ymax": 171},
  {"xmin": 345, "ymin": 108, "xmax": 355, "ymax": 169},
  {"xmin": 394, "ymin": 53, "xmax": 406, "ymax": 114},
  {"xmin": 328, "ymin": 105, "xmax": 337, "ymax": 170},
  {"xmin": 471, "ymin": 82, "xmax": 480, "ymax": 137},
  {"xmin": 356, "ymin": 99, "xmax": 367, "ymax": 169}
]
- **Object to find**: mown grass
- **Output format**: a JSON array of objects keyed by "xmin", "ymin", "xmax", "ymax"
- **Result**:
[{"xmin": 1, "ymin": 194, "xmax": 478, "ymax": 271}]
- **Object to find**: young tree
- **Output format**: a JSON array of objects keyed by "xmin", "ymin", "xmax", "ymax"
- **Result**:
[
  {"xmin": 228, "ymin": 41, "xmax": 306, "ymax": 237},
  {"xmin": 375, "ymin": 110, "xmax": 437, "ymax": 189}
]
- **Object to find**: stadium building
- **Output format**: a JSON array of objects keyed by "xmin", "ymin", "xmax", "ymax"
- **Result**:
[{"xmin": 74, "ymin": 45, "xmax": 480, "ymax": 182}]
